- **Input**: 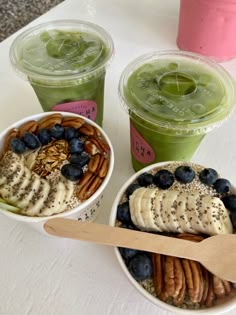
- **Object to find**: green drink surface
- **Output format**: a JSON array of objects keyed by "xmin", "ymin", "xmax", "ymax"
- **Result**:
[
  {"xmin": 125, "ymin": 59, "xmax": 228, "ymax": 129},
  {"xmin": 21, "ymin": 29, "xmax": 109, "ymax": 75}
]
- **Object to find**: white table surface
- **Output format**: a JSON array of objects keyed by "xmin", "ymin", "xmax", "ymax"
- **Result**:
[{"xmin": 1, "ymin": 0, "xmax": 236, "ymax": 314}]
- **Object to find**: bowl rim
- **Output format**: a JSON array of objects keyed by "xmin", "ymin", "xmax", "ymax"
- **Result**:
[
  {"xmin": 0, "ymin": 111, "xmax": 114, "ymax": 222},
  {"xmin": 109, "ymin": 161, "xmax": 236, "ymax": 315}
]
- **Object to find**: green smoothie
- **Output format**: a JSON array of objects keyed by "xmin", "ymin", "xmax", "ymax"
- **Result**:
[
  {"xmin": 119, "ymin": 51, "xmax": 236, "ymax": 171},
  {"xmin": 10, "ymin": 21, "xmax": 114, "ymax": 126}
]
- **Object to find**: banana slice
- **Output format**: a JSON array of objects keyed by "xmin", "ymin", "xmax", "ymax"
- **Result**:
[
  {"xmin": 23, "ymin": 178, "xmax": 51, "ymax": 216},
  {"xmin": 161, "ymin": 190, "xmax": 180, "ymax": 232},
  {"xmin": 39, "ymin": 181, "xmax": 66, "ymax": 216},
  {"xmin": 0, "ymin": 152, "xmax": 24, "ymax": 187},
  {"xmin": 129, "ymin": 188, "xmax": 233, "ymax": 235},
  {"xmin": 175, "ymin": 191, "xmax": 192, "ymax": 233},
  {"xmin": 59, "ymin": 178, "xmax": 75, "ymax": 213},
  {"xmin": 153, "ymin": 189, "xmax": 166, "ymax": 231},
  {"xmin": 17, "ymin": 173, "xmax": 41, "ymax": 209},
  {"xmin": 129, "ymin": 187, "xmax": 147, "ymax": 229},
  {"xmin": 141, "ymin": 188, "xmax": 158, "ymax": 231}
]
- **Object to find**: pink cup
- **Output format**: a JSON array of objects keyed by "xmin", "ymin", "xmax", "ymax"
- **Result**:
[{"xmin": 177, "ymin": 0, "xmax": 236, "ymax": 62}]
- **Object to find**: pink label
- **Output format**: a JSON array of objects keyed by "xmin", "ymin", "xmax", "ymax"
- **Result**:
[
  {"xmin": 130, "ymin": 123, "xmax": 155, "ymax": 164},
  {"xmin": 52, "ymin": 100, "xmax": 97, "ymax": 121}
]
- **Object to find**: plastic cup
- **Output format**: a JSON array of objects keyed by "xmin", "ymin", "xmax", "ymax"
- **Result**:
[
  {"xmin": 119, "ymin": 50, "xmax": 236, "ymax": 172},
  {"xmin": 177, "ymin": 0, "xmax": 236, "ymax": 62},
  {"xmin": 9, "ymin": 20, "xmax": 114, "ymax": 127}
]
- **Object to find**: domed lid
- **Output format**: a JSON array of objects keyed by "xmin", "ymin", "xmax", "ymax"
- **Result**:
[
  {"xmin": 119, "ymin": 51, "xmax": 236, "ymax": 135},
  {"xmin": 10, "ymin": 20, "xmax": 114, "ymax": 84}
]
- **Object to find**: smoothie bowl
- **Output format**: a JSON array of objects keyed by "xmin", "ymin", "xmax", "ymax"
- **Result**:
[
  {"xmin": 0, "ymin": 112, "xmax": 114, "ymax": 234},
  {"xmin": 109, "ymin": 161, "xmax": 236, "ymax": 314}
]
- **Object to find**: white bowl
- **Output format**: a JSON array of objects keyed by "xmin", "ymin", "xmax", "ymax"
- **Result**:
[
  {"xmin": 109, "ymin": 161, "xmax": 236, "ymax": 315},
  {"xmin": 0, "ymin": 111, "xmax": 114, "ymax": 235}
]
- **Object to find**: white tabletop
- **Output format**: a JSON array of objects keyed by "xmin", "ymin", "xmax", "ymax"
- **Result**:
[{"xmin": 1, "ymin": 1, "xmax": 236, "ymax": 314}]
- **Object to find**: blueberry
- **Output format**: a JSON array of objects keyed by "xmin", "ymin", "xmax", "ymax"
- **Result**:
[
  {"xmin": 125, "ymin": 183, "xmax": 141, "ymax": 198},
  {"xmin": 230, "ymin": 211, "xmax": 236, "ymax": 229},
  {"xmin": 61, "ymin": 163, "xmax": 83, "ymax": 181},
  {"xmin": 65, "ymin": 127, "xmax": 78, "ymax": 141},
  {"xmin": 49, "ymin": 124, "xmax": 65, "ymax": 139},
  {"xmin": 22, "ymin": 132, "xmax": 40, "ymax": 149},
  {"xmin": 10, "ymin": 138, "xmax": 26, "ymax": 154},
  {"xmin": 137, "ymin": 172, "xmax": 154, "ymax": 187},
  {"xmin": 199, "ymin": 168, "xmax": 218, "ymax": 186},
  {"xmin": 213, "ymin": 178, "xmax": 231, "ymax": 194},
  {"xmin": 37, "ymin": 128, "xmax": 51, "ymax": 145},
  {"xmin": 221, "ymin": 195, "xmax": 236, "ymax": 212},
  {"xmin": 174, "ymin": 166, "xmax": 195, "ymax": 184},
  {"xmin": 128, "ymin": 253, "xmax": 153, "ymax": 281},
  {"xmin": 153, "ymin": 169, "xmax": 174, "ymax": 189},
  {"xmin": 69, "ymin": 138, "xmax": 84, "ymax": 154},
  {"xmin": 117, "ymin": 202, "xmax": 132, "ymax": 224},
  {"xmin": 119, "ymin": 248, "xmax": 139, "ymax": 262},
  {"xmin": 69, "ymin": 152, "xmax": 90, "ymax": 167}
]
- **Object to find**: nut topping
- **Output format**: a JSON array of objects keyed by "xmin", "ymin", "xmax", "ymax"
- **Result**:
[
  {"xmin": 33, "ymin": 140, "xmax": 69, "ymax": 177},
  {"xmin": 84, "ymin": 140, "xmax": 100, "ymax": 155},
  {"xmin": 38, "ymin": 113, "xmax": 63, "ymax": 129},
  {"xmin": 88, "ymin": 153, "xmax": 101, "ymax": 173},
  {"xmin": 18, "ymin": 120, "xmax": 38, "ymax": 137},
  {"xmin": 76, "ymin": 174, "xmax": 102, "ymax": 200},
  {"xmin": 61, "ymin": 117, "xmax": 84, "ymax": 128},
  {"xmin": 79, "ymin": 123, "xmax": 96, "ymax": 136}
]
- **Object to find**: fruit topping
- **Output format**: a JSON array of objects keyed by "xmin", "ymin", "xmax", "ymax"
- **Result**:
[
  {"xmin": 119, "ymin": 247, "xmax": 140, "ymax": 262},
  {"xmin": 9, "ymin": 138, "xmax": 26, "ymax": 154},
  {"xmin": 37, "ymin": 128, "xmax": 51, "ymax": 145},
  {"xmin": 22, "ymin": 132, "xmax": 40, "ymax": 149},
  {"xmin": 117, "ymin": 201, "xmax": 132, "ymax": 224},
  {"xmin": 213, "ymin": 178, "xmax": 231, "ymax": 194},
  {"xmin": 128, "ymin": 253, "xmax": 153, "ymax": 281},
  {"xmin": 199, "ymin": 168, "xmax": 218, "ymax": 186},
  {"xmin": 64, "ymin": 127, "xmax": 79, "ymax": 141},
  {"xmin": 153, "ymin": 169, "xmax": 174, "ymax": 189},
  {"xmin": 221, "ymin": 195, "xmax": 236, "ymax": 212},
  {"xmin": 125, "ymin": 183, "xmax": 141, "ymax": 198},
  {"xmin": 69, "ymin": 138, "xmax": 84, "ymax": 154},
  {"xmin": 61, "ymin": 163, "xmax": 83, "ymax": 181},
  {"xmin": 49, "ymin": 124, "xmax": 65, "ymax": 139},
  {"xmin": 174, "ymin": 166, "xmax": 195, "ymax": 183},
  {"xmin": 69, "ymin": 152, "xmax": 90, "ymax": 167},
  {"xmin": 137, "ymin": 172, "xmax": 154, "ymax": 187}
]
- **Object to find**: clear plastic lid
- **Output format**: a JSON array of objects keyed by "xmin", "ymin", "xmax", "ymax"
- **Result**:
[
  {"xmin": 10, "ymin": 20, "xmax": 114, "ymax": 86},
  {"xmin": 119, "ymin": 51, "xmax": 236, "ymax": 135}
]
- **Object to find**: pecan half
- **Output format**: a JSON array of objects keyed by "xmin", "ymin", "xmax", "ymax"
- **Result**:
[
  {"xmin": 213, "ymin": 276, "xmax": 231, "ymax": 299},
  {"xmin": 182, "ymin": 259, "xmax": 203, "ymax": 303},
  {"xmin": 88, "ymin": 153, "xmax": 101, "ymax": 173},
  {"xmin": 61, "ymin": 117, "xmax": 84, "ymax": 128},
  {"xmin": 88, "ymin": 135, "xmax": 110, "ymax": 154},
  {"xmin": 84, "ymin": 140, "xmax": 100, "ymax": 155},
  {"xmin": 18, "ymin": 120, "xmax": 38, "ymax": 136},
  {"xmin": 206, "ymin": 274, "xmax": 215, "ymax": 307},
  {"xmin": 152, "ymin": 254, "xmax": 164, "ymax": 297},
  {"xmin": 38, "ymin": 113, "xmax": 63, "ymax": 129},
  {"xmin": 76, "ymin": 174, "xmax": 102, "ymax": 200},
  {"xmin": 79, "ymin": 123, "xmax": 96, "ymax": 136}
]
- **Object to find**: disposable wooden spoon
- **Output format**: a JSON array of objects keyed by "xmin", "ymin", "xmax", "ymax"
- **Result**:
[{"xmin": 44, "ymin": 217, "xmax": 236, "ymax": 283}]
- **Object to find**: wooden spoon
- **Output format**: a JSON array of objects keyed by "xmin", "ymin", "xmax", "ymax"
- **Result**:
[{"xmin": 44, "ymin": 218, "xmax": 236, "ymax": 283}]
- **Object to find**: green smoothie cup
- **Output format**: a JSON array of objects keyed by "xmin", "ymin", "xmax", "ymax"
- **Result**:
[
  {"xmin": 9, "ymin": 20, "xmax": 114, "ymax": 126},
  {"xmin": 119, "ymin": 51, "xmax": 236, "ymax": 171}
]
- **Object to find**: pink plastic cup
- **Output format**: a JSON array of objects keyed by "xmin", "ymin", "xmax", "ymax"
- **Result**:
[{"xmin": 177, "ymin": 0, "xmax": 236, "ymax": 62}]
